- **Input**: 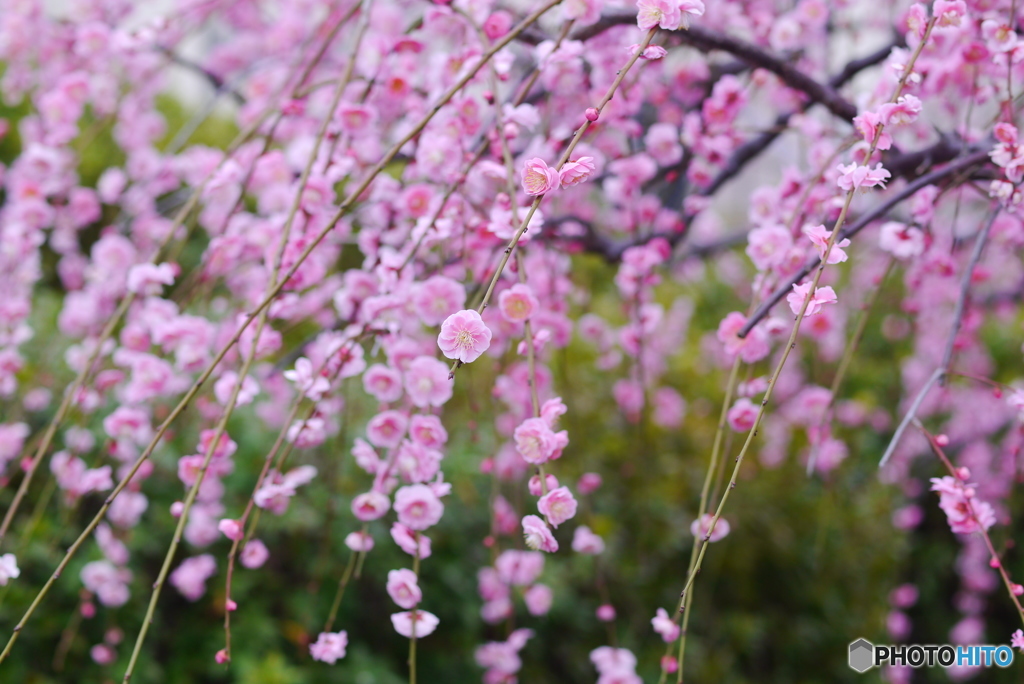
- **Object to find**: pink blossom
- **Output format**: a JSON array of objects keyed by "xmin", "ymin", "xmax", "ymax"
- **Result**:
[
  {"xmin": 363, "ymin": 364, "xmax": 404, "ymax": 402},
  {"xmin": 283, "ymin": 357, "xmax": 330, "ymax": 401},
  {"xmin": 879, "ymin": 222, "xmax": 925, "ymax": 259},
  {"xmin": 513, "ymin": 417, "xmax": 568, "ymax": 464},
  {"xmin": 213, "ymin": 372, "xmax": 259, "ymax": 406},
  {"xmin": 636, "ymin": 0, "xmax": 681, "ymax": 30},
  {"xmin": 498, "ymin": 284, "xmax": 539, "ymax": 322},
  {"xmin": 387, "ymin": 568, "xmax": 422, "ymax": 609},
  {"xmin": 0, "ymin": 553, "xmax": 20, "ymax": 586},
  {"xmin": 537, "ymin": 486, "xmax": 578, "ymax": 527},
  {"xmin": 404, "ymin": 356, "xmax": 453, "ymax": 408},
  {"xmin": 217, "ymin": 518, "xmax": 244, "ymax": 541},
  {"xmin": 126, "ymin": 263, "xmax": 176, "ymax": 295},
  {"xmin": 746, "ymin": 225, "xmax": 793, "ymax": 271},
  {"xmin": 1012, "ymin": 629, "xmax": 1024, "ymax": 652},
  {"xmin": 596, "ymin": 604, "xmax": 617, "ymax": 622},
  {"xmin": 345, "ymin": 531, "xmax": 375, "ymax": 552},
  {"xmin": 169, "ymin": 555, "xmax": 216, "ymax": 601},
  {"xmin": 496, "ymin": 550, "xmax": 545, "ymax": 585},
  {"xmin": 787, "ymin": 283, "xmax": 837, "ymax": 316},
  {"xmin": 391, "ymin": 610, "xmax": 440, "ymax": 638},
  {"xmin": 577, "ymin": 472, "xmax": 603, "ymax": 495},
  {"xmin": 558, "ymin": 156, "xmax": 596, "ymax": 188},
  {"xmin": 932, "ymin": 0, "xmax": 967, "ymax": 27},
  {"xmin": 651, "ymin": 607, "xmax": 680, "ymax": 642},
  {"xmin": 241, "ymin": 540, "xmax": 269, "ymax": 569},
  {"xmin": 727, "ymin": 398, "xmax": 758, "ymax": 432},
  {"xmin": 409, "ymin": 414, "xmax": 448, "ymax": 449},
  {"xmin": 929, "ymin": 476, "xmax": 997, "ymax": 534},
  {"xmin": 309, "ymin": 631, "xmax": 348, "ymax": 664},
  {"xmin": 413, "ymin": 276, "xmax": 467, "ymax": 327},
  {"xmin": 521, "ymin": 158, "xmax": 559, "ymax": 196},
  {"xmin": 524, "ymin": 584, "xmax": 553, "ymax": 615},
  {"xmin": 352, "ymin": 491, "xmax": 391, "ymax": 521},
  {"xmin": 803, "ymin": 224, "xmax": 850, "ymax": 264},
  {"xmin": 367, "ymin": 410, "xmax": 408, "ymax": 449},
  {"xmin": 690, "ymin": 513, "xmax": 730, "ymax": 542},
  {"xmin": 438, "ymin": 309, "xmax": 492, "ymax": 363},
  {"xmin": 716, "ymin": 312, "xmax": 770, "ymax": 363},
  {"xmin": 391, "ymin": 523, "xmax": 433, "ymax": 559},
  {"xmin": 522, "ymin": 515, "xmax": 558, "ymax": 552},
  {"xmin": 394, "ymin": 484, "xmax": 444, "ymax": 530},
  {"xmin": 572, "ymin": 526, "xmax": 605, "ymax": 554},
  {"xmin": 836, "ymin": 162, "xmax": 890, "ymax": 192}
]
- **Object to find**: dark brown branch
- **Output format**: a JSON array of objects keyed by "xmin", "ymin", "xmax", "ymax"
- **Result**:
[{"xmin": 736, "ymin": 148, "xmax": 992, "ymax": 338}]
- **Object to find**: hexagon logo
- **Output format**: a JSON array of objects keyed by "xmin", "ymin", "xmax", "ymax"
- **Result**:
[{"xmin": 849, "ymin": 638, "xmax": 874, "ymax": 673}]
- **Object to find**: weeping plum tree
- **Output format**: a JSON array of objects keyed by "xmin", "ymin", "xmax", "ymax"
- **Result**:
[{"xmin": 0, "ymin": 0, "xmax": 1023, "ymax": 681}]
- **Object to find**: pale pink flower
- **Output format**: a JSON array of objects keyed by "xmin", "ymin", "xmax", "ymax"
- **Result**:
[
  {"xmin": 498, "ymin": 284, "xmax": 539, "ymax": 322},
  {"xmin": 309, "ymin": 631, "xmax": 348, "ymax": 664},
  {"xmin": 836, "ymin": 162, "xmax": 890, "ymax": 192},
  {"xmin": 387, "ymin": 568, "xmax": 422, "ymax": 609},
  {"xmin": 521, "ymin": 158, "xmax": 559, "ymax": 196},
  {"xmin": 391, "ymin": 523, "xmax": 433, "ymax": 559},
  {"xmin": 404, "ymin": 356, "xmax": 453, "ymax": 408},
  {"xmin": 652, "ymin": 387, "xmax": 686, "ymax": 428},
  {"xmin": 929, "ymin": 476, "xmax": 996, "ymax": 534},
  {"xmin": 363, "ymin": 364, "xmax": 403, "ymax": 403},
  {"xmin": 391, "ymin": 610, "xmax": 440, "ymax": 638},
  {"xmin": 283, "ymin": 357, "xmax": 330, "ymax": 401},
  {"xmin": 678, "ymin": 0, "xmax": 706, "ymax": 28},
  {"xmin": 394, "ymin": 484, "xmax": 444, "ymax": 531},
  {"xmin": 879, "ymin": 222, "xmax": 925, "ymax": 259},
  {"xmin": 558, "ymin": 156, "xmax": 596, "ymax": 188},
  {"xmin": 528, "ymin": 473, "xmax": 559, "ymax": 496},
  {"xmin": 636, "ymin": 0, "xmax": 681, "ymax": 30},
  {"xmin": 933, "ymin": 0, "xmax": 967, "ymax": 27},
  {"xmin": 746, "ymin": 225, "xmax": 792, "ymax": 271},
  {"xmin": 126, "ymin": 262, "xmax": 176, "ymax": 295},
  {"xmin": 1012, "ymin": 629, "xmax": 1024, "ymax": 652},
  {"xmin": 496, "ymin": 550, "xmax": 545, "ymax": 585},
  {"xmin": 438, "ymin": 309, "xmax": 492, "ymax": 363},
  {"xmin": 413, "ymin": 276, "xmax": 467, "ymax": 327},
  {"xmin": 572, "ymin": 526, "xmax": 605, "ymax": 554},
  {"xmin": 213, "ymin": 372, "xmax": 259, "ymax": 406},
  {"xmin": 690, "ymin": 513, "xmax": 730, "ymax": 542},
  {"xmin": 0, "ymin": 553, "xmax": 19, "ymax": 585},
  {"xmin": 577, "ymin": 473, "xmax": 602, "ymax": 495},
  {"xmin": 352, "ymin": 491, "xmax": 391, "ymax": 521},
  {"xmin": 409, "ymin": 414, "xmax": 448, "ymax": 449},
  {"xmin": 367, "ymin": 410, "xmax": 408, "ymax": 449},
  {"xmin": 522, "ymin": 515, "xmax": 558, "ymax": 552},
  {"xmin": 651, "ymin": 607, "xmax": 680, "ymax": 642},
  {"xmin": 537, "ymin": 486, "xmax": 578, "ymax": 528},
  {"xmin": 803, "ymin": 224, "xmax": 850, "ymax": 264},
  {"xmin": 513, "ymin": 417, "xmax": 568, "ymax": 464},
  {"xmin": 524, "ymin": 584, "xmax": 553, "ymax": 615},
  {"xmin": 596, "ymin": 604, "xmax": 617, "ymax": 622},
  {"xmin": 345, "ymin": 531, "xmax": 375, "ymax": 552},
  {"xmin": 787, "ymin": 283, "xmax": 837, "ymax": 316},
  {"xmin": 169, "ymin": 554, "xmax": 216, "ymax": 601}
]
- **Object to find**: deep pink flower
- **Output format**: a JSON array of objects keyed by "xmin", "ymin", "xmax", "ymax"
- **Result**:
[
  {"xmin": 726, "ymin": 398, "xmax": 758, "ymax": 432},
  {"xmin": 438, "ymin": 309, "xmax": 492, "ymax": 363},
  {"xmin": 352, "ymin": 491, "xmax": 391, "ymax": 521},
  {"xmin": 521, "ymin": 158, "xmax": 559, "ymax": 196}
]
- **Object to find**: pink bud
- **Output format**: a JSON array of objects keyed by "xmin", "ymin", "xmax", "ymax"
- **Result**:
[
  {"xmin": 585, "ymin": 108, "xmax": 599, "ymax": 122},
  {"xmin": 483, "ymin": 535, "xmax": 495, "ymax": 548},
  {"xmin": 1014, "ymin": 584, "xmax": 1024, "ymax": 596},
  {"xmin": 596, "ymin": 604, "xmax": 616, "ymax": 621},
  {"xmin": 661, "ymin": 655, "xmax": 679, "ymax": 673},
  {"xmin": 935, "ymin": 434, "xmax": 950, "ymax": 446},
  {"xmin": 480, "ymin": 457, "xmax": 494, "ymax": 474},
  {"xmin": 956, "ymin": 466, "xmax": 970, "ymax": 480},
  {"xmin": 483, "ymin": 90, "xmax": 494, "ymax": 104},
  {"xmin": 170, "ymin": 501, "xmax": 184, "ymax": 517},
  {"xmin": 991, "ymin": 556, "xmax": 1002, "ymax": 568},
  {"xmin": 81, "ymin": 601, "xmax": 96, "ymax": 619},
  {"xmin": 226, "ymin": 599, "xmax": 238, "ymax": 611},
  {"xmin": 215, "ymin": 649, "xmax": 229, "ymax": 664}
]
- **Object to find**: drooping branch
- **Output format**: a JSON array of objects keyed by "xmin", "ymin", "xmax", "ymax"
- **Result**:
[{"xmin": 737, "ymin": 147, "xmax": 992, "ymax": 338}]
